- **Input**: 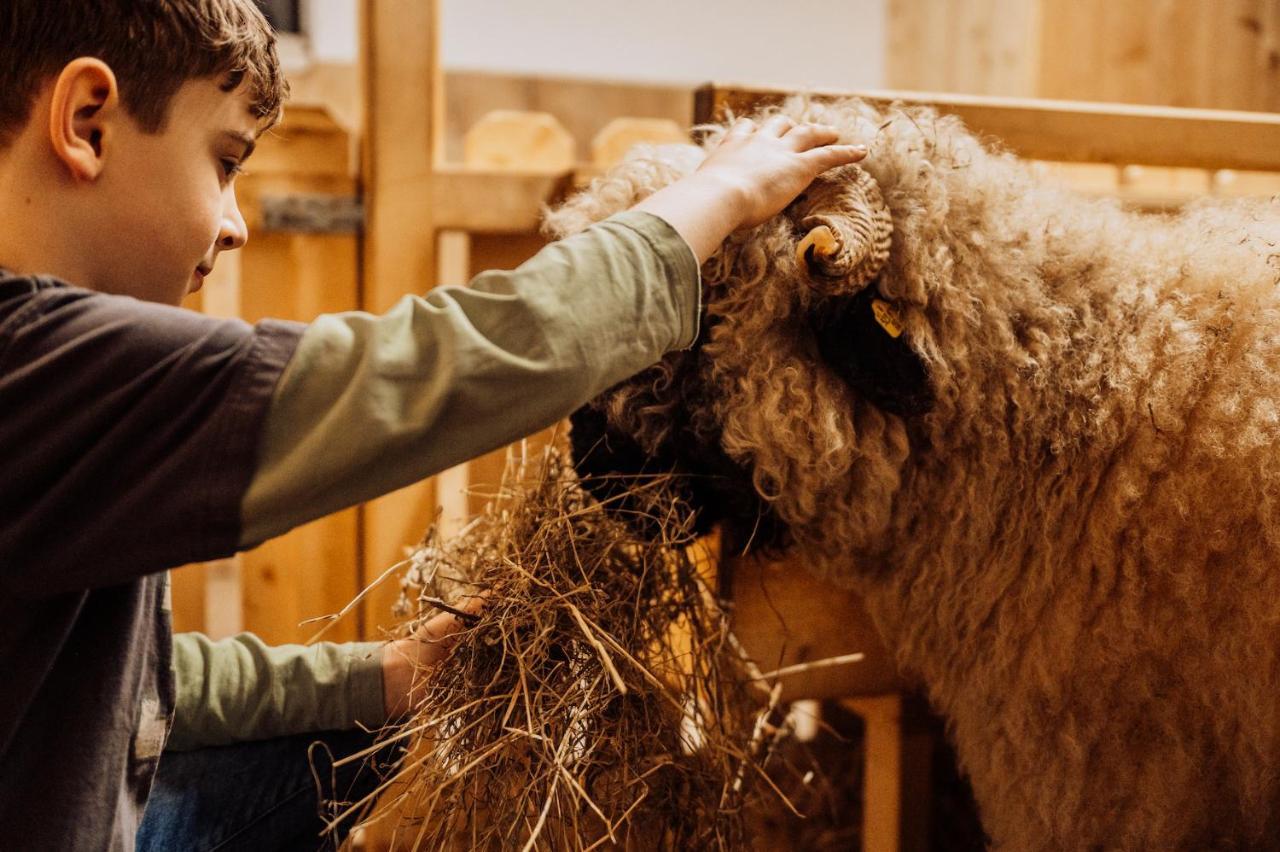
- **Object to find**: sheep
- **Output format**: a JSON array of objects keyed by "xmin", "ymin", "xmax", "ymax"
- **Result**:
[{"xmin": 548, "ymin": 97, "xmax": 1280, "ymax": 851}]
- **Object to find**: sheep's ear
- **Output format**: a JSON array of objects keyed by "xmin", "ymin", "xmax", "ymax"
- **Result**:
[{"xmin": 811, "ymin": 286, "xmax": 934, "ymax": 418}]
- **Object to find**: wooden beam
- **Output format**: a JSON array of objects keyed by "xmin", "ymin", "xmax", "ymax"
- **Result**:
[
  {"xmin": 725, "ymin": 551, "xmax": 904, "ymax": 702},
  {"xmin": 695, "ymin": 84, "xmax": 1280, "ymax": 172}
]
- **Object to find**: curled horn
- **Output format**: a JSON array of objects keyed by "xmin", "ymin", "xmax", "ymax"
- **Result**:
[{"xmin": 791, "ymin": 164, "xmax": 893, "ymax": 294}]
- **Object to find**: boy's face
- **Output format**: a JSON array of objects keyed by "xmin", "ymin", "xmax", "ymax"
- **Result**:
[{"xmin": 88, "ymin": 78, "xmax": 258, "ymax": 305}]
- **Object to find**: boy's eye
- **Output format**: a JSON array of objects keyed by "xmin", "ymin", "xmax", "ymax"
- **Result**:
[{"xmin": 220, "ymin": 159, "xmax": 244, "ymax": 180}]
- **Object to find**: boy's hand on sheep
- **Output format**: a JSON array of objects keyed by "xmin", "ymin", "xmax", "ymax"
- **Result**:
[{"xmin": 635, "ymin": 116, "xmax": 867, "ymax": 264}]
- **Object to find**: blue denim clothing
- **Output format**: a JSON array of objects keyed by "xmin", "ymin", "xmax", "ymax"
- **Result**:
[{"xmin": 137, "ymin": 729, "xmax": 402, "ymax": 852}]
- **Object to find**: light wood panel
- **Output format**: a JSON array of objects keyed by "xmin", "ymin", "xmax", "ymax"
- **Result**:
[
  {"xmin": 888, "ymin": 1, "xmax": 1280, "ymax": 113},
  {"xmin": 237, "ymin": 231, "xmax": 361, "ymax": 645},
  {"xmin": 725, "ymin": 554, "xmax": 903, "ymax": 701},
  {"xmin": 1037, "ymin": 1, "xmax": 1280, "ymax": 111},
  {"xmin": 887, "ymin": 0, "xmax": 1042, "ymax": 97}
]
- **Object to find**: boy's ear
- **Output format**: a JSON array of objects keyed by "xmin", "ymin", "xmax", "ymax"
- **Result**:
[{"xmin": 47, "ymin": 58, "xmax": 120, "ymax": 182}]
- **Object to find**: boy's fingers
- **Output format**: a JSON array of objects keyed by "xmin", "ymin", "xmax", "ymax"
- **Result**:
[
  {"xmin": 761, "ymin": 115, "xmax": 797, "ymax": 137},
  {"xmin": 724, "ymin": 117, "xmax": 756, "ymax": 139},
  {"xmin": 803, "ymin": 144, "xmax": 869, "ymax": 170},
  {"xmin": 458, "ymin": 591, "xmax": 490, "ymax": 615},
  {"xmin": 418, "ymin": 609, "xmax": 467, "ymax": 642},
  {"xmin": 411, "ymin": 609, "xmax": 471, "ymax": 668},
  {"xmin": 785, "ymin": 124, "xmax": 842, "ymax": 151}
]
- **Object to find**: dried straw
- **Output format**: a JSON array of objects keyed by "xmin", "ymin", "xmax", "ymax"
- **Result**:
[{"xmin": 334, "ymin": 446, "xmax": 799, "ymax": 850}]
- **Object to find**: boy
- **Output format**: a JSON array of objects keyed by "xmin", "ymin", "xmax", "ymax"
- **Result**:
[{"xmin": 0, "ymin": 1, "xmax": 867, "ymax": 849}]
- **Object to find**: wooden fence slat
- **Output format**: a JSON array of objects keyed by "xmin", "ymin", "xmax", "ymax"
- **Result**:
[{"xmin": 695, "ymin": 84, "xmax": 1280, "ymax": 172}]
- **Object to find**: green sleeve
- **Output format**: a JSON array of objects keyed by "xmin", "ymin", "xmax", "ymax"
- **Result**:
[
  {"xmin": 165, "ymin": 632, "xmax": 387, "ymax": 751},
  {"xmin": 238, "ymin": 210, "xmax": 699, "ymax": 547}
]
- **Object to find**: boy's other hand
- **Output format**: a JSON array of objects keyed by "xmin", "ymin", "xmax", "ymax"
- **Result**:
[
  {"xmin": 634, "ymin": 117, "xmax": 867, "ymax": 264},
  {"xmin": 381, "ymin": 595, "xmax": 484, "ymax": 720}
]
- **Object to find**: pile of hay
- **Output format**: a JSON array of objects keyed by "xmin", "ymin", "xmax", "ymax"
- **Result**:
[{"xmin": 344, "ymin": 448, "xmax": 803, "ymax": 850}]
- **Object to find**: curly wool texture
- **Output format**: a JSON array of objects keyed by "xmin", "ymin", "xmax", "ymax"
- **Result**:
[{"xmin": 548, "ymin": 98, "xmax": 1280, "ymax": 850}]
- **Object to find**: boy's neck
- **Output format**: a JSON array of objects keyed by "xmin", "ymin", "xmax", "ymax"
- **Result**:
[{"xmin": 0, "ymin": 142, "xmax": 100, "ymax": 288}]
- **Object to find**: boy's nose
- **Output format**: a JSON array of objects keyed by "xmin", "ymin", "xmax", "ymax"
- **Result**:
[{"xmin": 218, "ymin": 189, "xmax": 249, "ymax": 250}]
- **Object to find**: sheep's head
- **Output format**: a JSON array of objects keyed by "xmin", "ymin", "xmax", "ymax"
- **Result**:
[{"xmin": 550, "ymin": 99, "xmax": 965, "ymax": 580}]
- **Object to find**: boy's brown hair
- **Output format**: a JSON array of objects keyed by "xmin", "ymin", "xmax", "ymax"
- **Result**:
[{"xmin": 0, "ymin": 0, "xmax": 287, "ymax": 147}]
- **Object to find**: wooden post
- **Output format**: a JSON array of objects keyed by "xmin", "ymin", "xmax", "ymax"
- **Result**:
[
  {"xmin": 434, "ymin": 231, "xmax": 472, "ymax": 540},
  {"xmin": 359, "ymin": 0, "xmax": 444, "ymax": 640},
  {"xmin": 844, "ymin": 695, "xmax": 904, "ymax": 852}
]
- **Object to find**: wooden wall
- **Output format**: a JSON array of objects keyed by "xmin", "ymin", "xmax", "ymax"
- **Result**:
[{"xmin": 888, "ymin": 0, "xmax": 1280, "ymax": 111}]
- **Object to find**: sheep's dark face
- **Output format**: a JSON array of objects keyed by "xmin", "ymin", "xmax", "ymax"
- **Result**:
[{"xmin": 550, "ymin": 105, "xmax": 934, "ymax": 573}]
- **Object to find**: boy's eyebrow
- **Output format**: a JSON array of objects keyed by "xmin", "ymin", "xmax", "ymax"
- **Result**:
[{"xmin": 223, "ymin": 130, "xmax": 257, "ymax": 161}]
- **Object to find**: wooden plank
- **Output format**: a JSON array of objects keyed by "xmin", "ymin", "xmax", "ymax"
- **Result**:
[
  {"xmin": 431, "ymin": 167, "xmax": 579, "ymax": 232},
  {"xmin": 694, "ymin": 84, "xmax": 1280, "ymax": 172},
  {"xmin": 887, "ymin": 0, "xmax": 1043, "ymax": 97},
  {"xmin": 724, "ymin": 551, "xmax": 904, "ymax": 702},
  {"xmin": 1213, "ymin": 169, "xmax": 1280, "ymax": 197},
  {"xmin": 1037, "ymin": 0, "xmax": 1280, "ymax": 112},
  {"xmin": 1028, "ymin": 160, "xmax": 1120, "ymax": 195},
  {"xmin": 195, "ymin": 250, "xmax": 244, "ymax": 639},
  {"xmin": 169, "ymin": 564, "xmax": 206, "ymax": 634},
  {"xmin": 436, "ymin": 230, "xmax": 473, "ymax": 540},
  {"xmin": 359, "ymin": 0, "xmax": 443, "ymax": 642}
]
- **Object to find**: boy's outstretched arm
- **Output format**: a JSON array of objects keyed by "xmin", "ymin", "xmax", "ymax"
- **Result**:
[
  {"xmin": 0, "ymin": 120, "xmax": 860, "ymax": 589},
  {"xmin": 240, "ymin": 121, "xmax": 865, "ymax": 546}
]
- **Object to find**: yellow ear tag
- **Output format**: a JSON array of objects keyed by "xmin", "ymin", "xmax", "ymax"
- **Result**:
[{"xmin": 871, "ymin": 298, "xmax": 904, "ymax": 338}]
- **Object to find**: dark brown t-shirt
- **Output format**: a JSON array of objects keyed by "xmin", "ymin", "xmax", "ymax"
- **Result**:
[{"xmin": 0, "ymin": 274, "xmax": 302, "ymax": 850}]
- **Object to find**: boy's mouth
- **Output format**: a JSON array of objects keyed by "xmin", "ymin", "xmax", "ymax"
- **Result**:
[{"xmin": 191, "ymin": 264, "xmax": 212, "ymax": 293}]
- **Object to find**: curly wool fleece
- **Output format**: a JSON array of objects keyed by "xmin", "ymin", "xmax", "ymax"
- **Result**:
[{"xmin": 549, "ymin": 98, "xmax": 1280, "ymax": 850}]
